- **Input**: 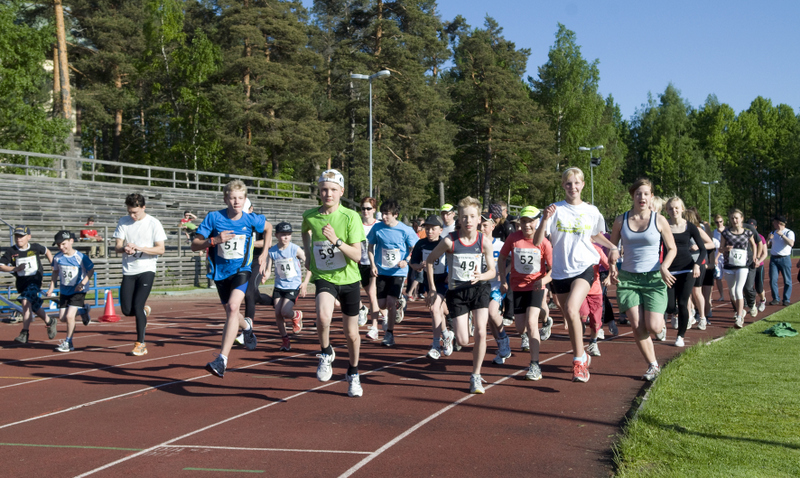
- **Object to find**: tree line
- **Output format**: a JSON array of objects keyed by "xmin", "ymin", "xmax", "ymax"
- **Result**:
[{"xmin": 2, "ymin": 0, "xmax": 799, "ymax": 230}]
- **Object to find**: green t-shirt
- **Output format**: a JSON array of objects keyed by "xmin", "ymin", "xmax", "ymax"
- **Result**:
[{"xmin": 302, "ymin": 205, "xmax": 365, "ymax": 285}]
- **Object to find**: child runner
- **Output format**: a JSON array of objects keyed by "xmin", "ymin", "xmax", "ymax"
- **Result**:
[
  {"xmin": 302, "ymin": 169, "xmax": 366, "ymax": 397},
  {"xmin": 367, "ymin": 200, "xmax": 418, "ymax": 347},
  {"xmin": 358, "ymin": 197, "xmax": 382, "ymax": 340},
  {"xmin": 193, "ymin": 180, "xmax": 271, "ymax": 377},
  {"xmin": 264, "ymin": 222, "xmax": 310, "ymax": 351},
  {"xmin": 0, "ymin": 225, "xmax": 56, "ymax": 344},
  {"xmin": 425, "ymin": 196, "xmax": 496, "ymax": 394},
  {"xmin": 46, "ymin": 230, "xmax": 95, "ymax": 352},
  {"xmin": 582, "ymin": 243, "xmax": 609, "ymax": 356},
  {"xmin": 113, "ymin": 193, "xmax": 167, "ymax": 356},
  {"xmin": 479, "ymin": 212, "xmax": 512, "ymax": 365},
  {"xmin": 499, "ymin": 206, "xmax": 552, "ymax": 380},
  {"xmin": 534, "ymin": 168, "xmax": 619, "ymax": 382}
]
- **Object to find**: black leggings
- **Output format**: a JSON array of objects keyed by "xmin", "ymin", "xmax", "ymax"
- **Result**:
[
  {"xmin": 120, "ymin": 271, "xmax": 155, "ymax": 343},
  {"xmin": 667, "ymin": 272, "xmax": 694, "ymax": 338},
  {"xmin": 244, "ymin": 269, "xmax": 261, "ymax": 319}
]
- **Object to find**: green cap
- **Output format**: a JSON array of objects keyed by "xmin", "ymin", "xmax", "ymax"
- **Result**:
[
  {"xmin": 440, "ymin": 203, "xmax": 455, "ymax": 213},
  {"xmin": 519, "ymin": 206, "xmax": 541, "ymax": 219}
]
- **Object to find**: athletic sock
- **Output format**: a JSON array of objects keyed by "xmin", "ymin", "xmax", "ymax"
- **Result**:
[
  {"xmin": 649, "ymin": 361, "xmax": 658, "ymax": 368},
  {"xmin": 347, "ymin": 365, "xmax": 358, "ymax": 376},
  {"xmin": 573, "ymin": 354, "xmax": 586, "ymax": 363},
  {"xmin": 243, "ymin": 319, "xmax": 252, "ymax": 331},
  {"xmin": 322, "ymin": 345, "xmax": 333, "ymax": 355},
  {"xmin": 498, "ymin": 330, "xmax": 508, "ymax": 340},
  {"xmin": 220, "ymin": 353, "xmax": 228, "ymax": 366},
  {"xmin": 590, "ymin": 338, "xmax": 598, "ymax": 344}
]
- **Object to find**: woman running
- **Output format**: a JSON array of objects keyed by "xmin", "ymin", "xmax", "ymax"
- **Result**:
[
  {"xmin": 719, "ymin": 209, "xmax": 757, "ymax": 328},
  {"xmin": 712, "ymin": 214, "xmax": 727, "ymax": 302},
  {"xmin": 684, "ymin": 208, "xmax": 715, "ymax": 332}
]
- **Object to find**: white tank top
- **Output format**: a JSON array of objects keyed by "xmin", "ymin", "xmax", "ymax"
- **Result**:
[{"xmin": 621, "ymin": 211, "xmax": 661, "ymax": 273}]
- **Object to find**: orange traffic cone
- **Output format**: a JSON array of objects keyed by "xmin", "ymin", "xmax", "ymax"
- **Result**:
[{"xmin": 98, "ymin": 289, "xmax": 121, "ymax": 323}]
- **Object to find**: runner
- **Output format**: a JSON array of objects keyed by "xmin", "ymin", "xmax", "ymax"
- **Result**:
[
  {"xmin": 425, "ymin": 196, "xmax": 496, "ymax": 394},
  {"xmin": 193, "ymin": 180, "xmax": 272, "ymax": 377},
  {"xmin": 746, "ymin": 219, "xmax": 768, "ymax": 313},
  {"xmin": 302, "ymin": 169, "xmax": 366, "ymax": 397},
  {"xmin": 581, "ymin": 243, "xmax": 609, "ymax": 356},
  {"xmin": 264, "ymin": 222, "xmax": 310, "ymax": 351},
  {"xmin": 409, "ymin": 215, "xmax": 454, "ymax": 359},
  {"xmin": 113, "ymin": 193, "xmax": 167, "ymax": 356},
  {"xmin": 700, "ymin": 217, "xmax": 718, "ymax": 326},
  {"xmin": 46, "ymin": 230, "xmax": 95, "ymax": 352},
  {"xmin": 719, "ymin": 209, "xmax": 757, "ymax": 328},
  {"xmin": 358, "ymin": 197, "xmax": 382, "ymax": 340},
  {"xmin": 712, "ymin": 214, "xmax": 727, "ymax": 302},
  {"xmin": 479, "ymin": 212, "xmax": 512, "ymax": 365},
  {"xmin": 0, "ymin": 225, "xmax": 56, "ymax": 344},
  {"xmin": 534, "ymin": 167, "xmax": 619, "ymax": 383},
  {"xmin": 498, "ymin": 206, "xmax": 552, "ymax": 380},
  {"xmin": 609, "ymin": 179, "xmax": 676, "ymax": 381},
  {"xmin": 440, "ymin": 203, "xmax": 457, "ymax": 236},
  {"xmin": 367, "ymin": 199, "xmax": 418, "ymax": 347},
  {"xmin": 684, "ymin": 208, "xmax": 715, "ymax": 331}
]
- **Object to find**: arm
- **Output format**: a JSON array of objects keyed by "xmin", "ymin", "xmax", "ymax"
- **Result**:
[
  {"xmin": 591, "ymin": 233, "xmax": 620, "ymax": 266},
  {"xmin": 657, "ymin": 215, "xmax": 677, "ymax": 287},
  {"xmin": 302, "ymin": 229, "xmax": 312, "ymax": 271},
  {"xmin": 46, "ymin": 266, "xmax": 57, "ymax": 296},
  {"xmin": 477, "ymin": 234, "xmax": 496, "ymax": 283},
  {"xmin": 689, "ymin": 224, "xmax": 707, "ymax": 278},
  {"xmin": 297, "ymin": 248, "xmax": 310, "ymax": 297},
  {"xmin": 756, "ymin": 237, "xmax": 768, "ymax": 264},
  {"xmin": 425, "ymin": 238, "xmax": 451, "ymax": 307},
  {"xmin": 321, "ymin": 223, "xmax": 361, "ymax": 263},
  {"xmin": 779, "ymin": 229, "xmax": 795, "ymax": 248},
  {"xmin": 262, "ymin": 256, "xmax": 273, "ymax": 283},
  {"xmin": 697, "ymin": 227, "xmax": 715, "ymax": 250},
  {"xmin": 115, "ymin": 238, "xmax": 126, "ymax": 254},
  {"xmin": 126, "ymin": 241, "xmax": 165, "ymax": 256},
  {"xmin": 258, "ymin": 221, "xmax": 273, "ymax": 277},
  {"xmin": 533, "ymin": 204, "xmax": 555, "ymax": 246},
  {"xmin": 608, "ymin": 215, "xmax": 623, "ymax": 284},
  {"xmin": 498, "ymin": 253, "xmax": 509, "ymax": 294},
  {"xmin": 749, "ymin": 236, "xmax": 758, "ymax": 263},
  {"xmin": 368, "ymin": 243, "xmax": 378, "ymax": 277}
]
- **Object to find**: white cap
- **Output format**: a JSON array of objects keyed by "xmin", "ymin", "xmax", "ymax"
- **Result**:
[
  {"xmin": 243, "ymin": 198, "xmax": 252, "ymax": 211},
  {"xmin": 318, "ymin": 169, "xmax": 345, "ymax": 188}
]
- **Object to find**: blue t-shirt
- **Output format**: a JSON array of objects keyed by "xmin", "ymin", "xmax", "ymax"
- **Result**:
[
  {"xmin": 197, "ymin": 209, "xmax": 266, "ymax": 281},
  {"xmin": 367, "ymin": 221, "xmax": 418, "ymax": 277},
  {"xmin": 268, "ymin": 243, "xmax": 302, "ymax": 291},
  {"xmin": 51, "ymin": 250, "xmax": 94, "ymax": 296}
]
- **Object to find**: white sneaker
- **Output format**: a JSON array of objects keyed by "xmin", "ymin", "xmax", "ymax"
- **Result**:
[
  {"xmin": 427, "ymin": 345, "xmax": 441, "ymax": 360},
  {"xmin": 608, "ymin": 319, "xmax": 618, "ymax": 336},
  {"xmin": 698, "ymin": 317, "xmax": 707, "ymax": 331},
  {"xmin": 587, "ymin": 342, "xmax": 601, "ymax": 356},
  {"xmin": 234, "ymin": 333, "xmax": 245, "ymax": 346},
  {"xmin": 357, "ymin": 305, "xmax": 369, "ymax": 327},
  {"xmin": 675, "ymin": 336, "xmax": 685, "ymax": 347},
  {"xmin": 520, "ymin": 333, "xmax": 530, "ymax": 352},
  {"xmin": 396, "ymin": 295, "xmax": 406, "ymax": 323},
  {"xmin": 346, "ymin": 373, "xmax": 363, "ymax": 397},
  {"xmin": 735, "ymin": 314, "xmax": 744, "ymax": 328},
  {"xmin": 539, "ymin": 316, "xmax": 553, "ymax": 341},
  {"xmin": 656, "ymin": 325, "xmax": 667, "ymax": 341},
  {"xmin": 596, "ymin": 329, "xmax": 605, "ymax": 340},
  {"xmin": 381, "ymin": 314, "xmax": 388, "ymax": 332},
  {"xmin": 670, "ymin": 314, "xmax": 678, "ymax": 329},
  {"xmin": 525, "ymin": 361, "xmax": 542, "ymax": 381},
  {"xmin": 750, "ymin": 305, "xmax": 758, "ymax": 318},
  {"xmin": 469, "ymin": 374, "xmax": 486, "ymax": 394},
  {"xmin": 502, "ymin": 318, "xmax": 514, "ymax": 327},
  {"xmin": 316, "ymin": 350, "xmax": 335, "ymax": 382},
  {"xmin": 758, "ymin": 302, "xmax": 766, "ymax": 312},
  {"xmin": 366, "ymin": 326, "xmax": 379, "ymax": 341},
  {"xmin": 689, "ymin": 314, "xmax": 697, "ymax": 329},
  {"xmin": 442, "ymin": 330, "xmax": 454, "ymax": 356}
]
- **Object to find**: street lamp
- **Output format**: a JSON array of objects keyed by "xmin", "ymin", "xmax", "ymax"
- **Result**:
[
  {"xmin": 350, "ymin": 69, "xmax": 391, "ymax": 197},
  {"xmin": 578, "ymin": 145, "xmax": 604, "ymax": 204},
  {"xmin": 701, "ymin": 180, "xmax": 719, "ymax": 224}
]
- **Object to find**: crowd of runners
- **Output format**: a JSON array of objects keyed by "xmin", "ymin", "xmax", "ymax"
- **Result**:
[{"xmin": 2, "ymin": 167, "xmax": 795, "ymax": 397}]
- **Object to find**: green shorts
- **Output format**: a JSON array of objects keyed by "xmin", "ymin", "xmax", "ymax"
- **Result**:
[{"xmin": 616, "ymin": 270, "xmax": 667, "ymax": 314}]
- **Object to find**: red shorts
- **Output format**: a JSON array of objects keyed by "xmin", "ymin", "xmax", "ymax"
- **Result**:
[{"xmin": 579, "ymin": 294, "xmax": 603, "ymax": 332}]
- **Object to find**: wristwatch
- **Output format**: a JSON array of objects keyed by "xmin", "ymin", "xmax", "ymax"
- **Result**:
[{"xmin": 334, "ymin": 239, "xmax": 343, "ymax": 248}]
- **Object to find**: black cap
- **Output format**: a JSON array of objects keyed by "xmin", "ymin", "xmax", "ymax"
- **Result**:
[
  {"xmin": 508, "ymin": 215, "xmax": 520, "ymax": 222},
  {"xmin": 87, "ymin": 216, "xmax": 96, "ymax": 222},
  {"xmin": 14, "ymin": 225, "xmax": 31, "ymax": 236},
  {"xmin": 423, "ymin": 215, "xmax": 443, "ymax": 227},
  {"xmin": 774, "ymin": 215, "xmax": 787, "ymax": 224},
  {"xmin": 275, "ymin": 222, "xmax": 292, "ymax": 233},
  {"xmin": 746, "ymin": 218, "xmax": 757, "ymax": 227},
  {"xmin": 53, "ymin": 230, "xmax": 75, "ymax": 245}
]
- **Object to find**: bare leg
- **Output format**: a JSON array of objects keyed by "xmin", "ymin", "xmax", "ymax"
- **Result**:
[{"xmin": 220, "ymin": 289, "xmax": 246, "ymax": 357}]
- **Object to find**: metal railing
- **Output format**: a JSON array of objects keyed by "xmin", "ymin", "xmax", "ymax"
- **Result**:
[{"xmin": 0, "ymin": 148, "xmax": 313, "ymax": 200}]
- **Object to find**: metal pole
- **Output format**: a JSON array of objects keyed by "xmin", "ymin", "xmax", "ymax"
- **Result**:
[
  {"xmin": 369, "ymin": 79, "xmax": 373, "ymax": 197},
  {"xmin": 591, "ymin": 165, "xmax": 595, "ymax": 205}
]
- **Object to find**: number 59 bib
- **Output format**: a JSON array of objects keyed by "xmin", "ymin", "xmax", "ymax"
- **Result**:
[{"xmin": 314, "ymin": 241, "xmax": 346, "ymax": 271}]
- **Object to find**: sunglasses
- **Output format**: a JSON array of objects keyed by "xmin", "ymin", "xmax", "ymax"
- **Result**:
[{"xmin": 361, "ymin": 207, "xmax": 373, "ymax": 211}]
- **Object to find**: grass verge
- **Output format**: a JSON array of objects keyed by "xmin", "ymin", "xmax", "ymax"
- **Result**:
[{"xmin": 614, "ymin": 307, "xmax": 800, "ymax": 477}]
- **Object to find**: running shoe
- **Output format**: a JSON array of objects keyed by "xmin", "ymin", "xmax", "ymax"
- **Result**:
[
  {"xmin": 316, "ymin": 350, "xmax": 335, "ymax": 382},
  {"xmin": 497, "ymin": 335, "xmax": 511, "ymax": 359},
  {"xmin": 492, "ymin": 347, "xmax": 512, "ymax": 365},
  {"xmin": 54, "ymin": 339, "xmax": 73, "ymax": 352},
  {"xmin": 670, "ymin": 314, "xmax": 678, "ymax": 330},
  {"xmin": 427, "ymin": 346, "xmax": 441, "ymax": 360},
  {"xmin": 656, "ymin": 325, "xmax": 667, "ymax": 341},
  {"xmin": 47, "ymin": 317, "xmax": 58, "ymax": 339},
  {"xmin": 131, "ymin": 342, "xmax": 148, "ymax": 356},
  {"xmin": 235, "ymin": 333, "xmax": 245, "ymax": 345},
  {"xmin": 769, "ymin": 300, "xmax": 781, "ymax": 306},
  {"xmin": 442, "ymin": 330, "xmax": 454, "ymax": 356},
  {"xmin": 292, "ymin": 311, "xmax": 303, "ymax": 334},
  {"xmin": 750, "ymin": 305, "xmax": 758, "ymax": 318},
  {"xmin": 469, "ymin": 374, "xmax": 486, "ymax": 394},
  {"xmin": 520, "ymin": 333, "xmax": 530, "ymax": 352},
  {"xmin": 279, "ymin": 336, "xmax": 291, "ymax": 351},
  {"xmin": 596, "ymin": 329, "xmax": 605, "ymax": 340},
  {"xmin": 243, "ymin": 318, "xmax": 258, "ymax": 351},
  {"xmin": 675, "ymin": 336, "xmax": 685, "ymax": 347},
  {"xmin": 14, "ymin": 329, "xmax": 29, "ymax": 344},
  {"xmin": 572, "ymin": 355, "xmax": 591, "ymax": 383},
  {"xmin": 540, "ymin": 316, "xmax": 553, "ymax": 341},
  {"xmin": 618, "ymin": 312, "xmax": 629, "ymax": 325},
  {"xmin": 381, "ymin": 314, "xmax": 388, "ymax": 332},
  {"xmin": 642, "ymin": 363, "xmax": 660, "ymax": 382},
  {"xmin": 502, "ymin": 317, "xmax": 514, "ymax": 327},
  {"xmin": 144, "ymin": 305, "xmax": 151, "ymax": 317},
  {"xmin": 346, "ymin": 373, "xmax": 363, "ymax": 397},
  {"xmin": 396, "ymin": 295, "xmax": 407, "ymax": 323},
  {"xmin": 382, "ymin": 330, "xmax": 395, "ymax": 347},
  {"xmin": 525, "ymin": 361, "xmax": 542, "ymax": 381},
  {"xmin": 206, "ymin": 354, "xmax": 225, "ymax": 378},
  {"xmin": 366, "ymin": 326, "xmax": 379, "ymax": 341},
  {"xmin": 734, "ymin": 314, "xmax": 744, "ymax": 328},
  {"xmin": 608, "ymin": 319, "xmax": 618, "ymax": 336},
  {"xmin": 758, "ymin": 302, "xmax": 766, "ymax": 312},
  {"xmin": 357, "ymin": 305, "xmax": 369, "ymax": 327},
  {"xmin": 689, "ymin": 314, "xmax": 697, "ymax": 328},
  {"xmin": 587, "ymin": 341, "xmax": 601, "ymax": 356},
  {"xmin": 698, "ymin": 317, "xmax": 707, "ymax": 331},
  {"xmin": 783, "ymin": 300, "xmax": 792, "ymax": 306},
  {"xmin": 81, "ymin": 309, "xmax": 91, "ymax": 326}
]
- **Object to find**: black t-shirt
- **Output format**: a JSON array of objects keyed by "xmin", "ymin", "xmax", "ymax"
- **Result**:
[
  {"xmin": 668, "ymin": 222, "xmax": 707, "ymax": 272},
  {"xmin": 410, "ymin": 237, "xmax": 447, "ymax": 285},
  {"xmin": 252, "ymin": 231, "xmax": 265, "ymax": 258},
  {"xmin": 1, "ymin": 243, "xmax": 48, "ymax": 290},
  {"xmin": 492, "ymin": 219, "xmax": 515, "ymax": 242}
]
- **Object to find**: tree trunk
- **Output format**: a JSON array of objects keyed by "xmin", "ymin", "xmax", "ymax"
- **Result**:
[
  {"xmin": 112, "ymin": 68, "xmax": 122, "ymax": 161},
  {"xmin": 375, "ymin": 0, "xmax": 383, "ymax": 60},
  {"xmin": 52, "ymin": 45, "xmax": 61, "ymax": 116},
  {"xmin": 243, "ymin": 39, "xmax": 252, "ymax": 147},
  {"xmin": 54, "ymin": 0, "xmax": 71, "ymax": 120}
]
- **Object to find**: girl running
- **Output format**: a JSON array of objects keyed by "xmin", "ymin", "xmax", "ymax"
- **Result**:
[{"xmin": 719, "ymin": 209, "xmax": 757, "ymax": 328}]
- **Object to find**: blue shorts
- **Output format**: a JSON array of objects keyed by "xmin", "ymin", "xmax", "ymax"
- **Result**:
[{"xmin": 490, "ymin": 289, "xmax": 506, "ymax": 303}]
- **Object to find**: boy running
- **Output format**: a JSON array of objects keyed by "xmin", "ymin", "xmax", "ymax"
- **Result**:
[
  {"xmin": 193, "ymin": 180, "xmax": 272, "ymax": 378},
  {"xmin": 46, "ymin": 230, "xmax": 94, "ymax": 352},
  {"xmin": 0, "ymin": 226, "xmax": 56, "ymax": 344},
  {"xmin": 264, "ymin": 222, "xmax": 310, "ymax": 351},
  {"xmin": 367, "ymin": 200, "xmax": 418, "ymax": 347},
  {"xmin": 113, "ymin": 193, "xmax": 167, "ymax": 356},
  {"xmin": 302, "ymin": 169, "xmax": 366, "ymax": 397},
  {"xmin": 479, "ymin": 212, "xmax": 513, "ymax": 365}
]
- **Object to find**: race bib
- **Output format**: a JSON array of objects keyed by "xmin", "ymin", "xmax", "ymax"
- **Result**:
[
  {"xmin": 275, "ymin": 258, "xmax": 297, "ymax": 279},
  {"xmin": 729, "ymin": 248, "xmax": 747, "ymax": 267},
  {"xmin": 381, "ymin": 248, "xmax": 401, "ymax": 269},
  {"xmin": 16, "ymin": 255, "xmax": 38, "ymax": 277},
  {"xmin": 513, "ymin": 248, "xmax": 541, "ymax": 275},
  {"xmin": 422, "ymin": 249, "xmax": 446, "ymax": 274},
  {"xmin": 60, "ymin": 265, "xmax": 79, "ymax": 287},
  {"xmin": 218, "ymin": 235, "xmax": 246, "ymax": 260},
  {"xmin": 452, "ymin": 253, "xmax": 482, "ymax": 282},
  {"xmin": 314, "ymin": 241, "xmax": 346, "ymax": 271}
]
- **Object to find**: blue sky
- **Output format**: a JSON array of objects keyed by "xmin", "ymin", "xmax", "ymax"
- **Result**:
[{"xmin": 301, "ymin": 0, "xmax": 800, "ymax": 120}]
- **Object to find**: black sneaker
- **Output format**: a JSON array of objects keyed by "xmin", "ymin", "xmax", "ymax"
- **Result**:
[
  {"xmin": 769, "ymin": 300, "xmax": 781, "ymax": 306},
  {"xmin": 80, "ymin": 309, "xmax": 91, "ymax": 326},
  {"xmin": 14, "ymin": 329, "xmax": 29, "ymax": 344},
  {"xmin": 783, "ymin": 300, "xmax": 791, "ymax": 306}
]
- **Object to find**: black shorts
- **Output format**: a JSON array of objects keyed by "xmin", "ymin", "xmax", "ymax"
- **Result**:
[
  {"xmin": 359, "ymin": 263, "xmax": 372, "ymax": 288},
  {"xmin": 215, "ymin": 271, "xmax": 250, "ymax": 304},
  {"xmin": 421, "ymin": 274, "xmax": 448, "ymax": 296},
  {"xmin": 59, "ymin": 292, "xmax": 86, "ymax": 309},
  {"xmin": 315, "ymin": 279, "xmax": 360, "ymax": 317},
  {"xmin": 446, "ymin": 282, "xmax": 490, "ymax": 318},
  {"xmin": 376, "ymin": 275, "xmax": 405, "ymax": 300},
  {"xmin": 702, "ymin": 263, "xmax": 715, "ymax": 287},
  {"xmin": 513, "ymin": 289, "xmax": 546, "ymax": 314},
  {"xmin": 693, "ymin": 263, "xmax": 707, "ymax": 288},
  {"xmin": 551, "ymin": 266, "xmax": 595, "ymax": 295},
  {"xmin": 274, "ymin": 288, "xmax": 299, "ymax": 303}
]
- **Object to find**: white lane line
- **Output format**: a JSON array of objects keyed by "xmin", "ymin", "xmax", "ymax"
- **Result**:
[{"xmin": 162, "ymin": 445, "xmax": 372, "ymax": 455}]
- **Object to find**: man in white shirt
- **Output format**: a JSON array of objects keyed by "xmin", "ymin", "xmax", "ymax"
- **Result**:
[{"xmin": 768, "ymin": 214, "xmax": 794, "ymax": 306}]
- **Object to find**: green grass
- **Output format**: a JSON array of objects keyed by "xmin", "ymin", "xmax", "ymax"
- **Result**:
[{"xmin": 615, "ymin": 307, "xmax": 800, "ymax": 477}]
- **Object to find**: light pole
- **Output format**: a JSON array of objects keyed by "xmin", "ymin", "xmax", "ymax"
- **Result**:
[
  {"xmin": 701, "ymin": 180, "xmax": 719, "ymax": 224},
  {"xmin": 350, "ymin": 70, "xmax": 391, "ymax": 197},
  {"xmin": 578, "ymin": 145, "xmax": 604, "ymax": 204}
]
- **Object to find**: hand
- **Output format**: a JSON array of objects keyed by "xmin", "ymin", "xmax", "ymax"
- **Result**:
[
  {"xmin": 542, "ymin": 204, "xmax": 557, "ymax": 221},
  {"xmin": 299, "ymin": 282, "xmax": 308, "ymax": 298},
  {"xmin": 692, "ymin": 264, "xmax": 700, "ymax": 278},
  {"xmin": 500, "ymin": 282, "xmax": 508, "ymax": 294},
  {"xmin": 610, "ymin": 268, "xmax": 619, "ymax": 285},
  {"xmin": 602, "ymin": 274, "xmax": 611, "ymax": 287},
  {"xmin": 425, "ymin": 290, "xmax": 436, "ymax": 308},
  {"xmin": 398, "ymin": 260, "xmax": 407, "ymax": 269},
  {"xmin": 768, "ymin": 233, "xmax": 774, "ymax": 241},
  {"xmin": 661, "ymin": 266, "xmax": 676, "ymax": 287},
  {"xmin": 14, "ymin": 264, "xmax": 25, "ymax": 273},
  {"xmin": 371, "ymin": 265, "xmax": 378, "ymax": 277},
  {"xmin": 75, "ymin": 283, "xmax": 85, "ymax": 292},
  {"xmin": 470, "ymin": 269, "xmax": 481, "ymax": 285},
  {"xmin": 217, "ymin": 230, "xmax": 236, "ymax": 244},
  {"xmin": 321, "ymin": 224, "xmax": 338, "ymax": 244}
]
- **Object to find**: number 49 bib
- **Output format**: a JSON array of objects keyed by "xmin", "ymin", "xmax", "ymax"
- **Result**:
[{"xmin": 452, "ymin": 253, "xmax": 481, "ymax": 282}]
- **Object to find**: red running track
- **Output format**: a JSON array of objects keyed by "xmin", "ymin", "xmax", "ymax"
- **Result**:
[{"xmin": 0, "ymin": 276, "xmax": 797, "ymax": 477}]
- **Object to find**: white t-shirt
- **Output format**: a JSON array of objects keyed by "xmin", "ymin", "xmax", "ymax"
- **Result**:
[
  {"xmin": 113, "ymin": 214, "xmax": 167, "ymax": 275},
  {"xmin": 770, "ymin": 229, "xmax": 794, "ymax": 256},
  {"xmin": 545, "ymin": 201, "xmax": 605, "ymax": 280}
]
